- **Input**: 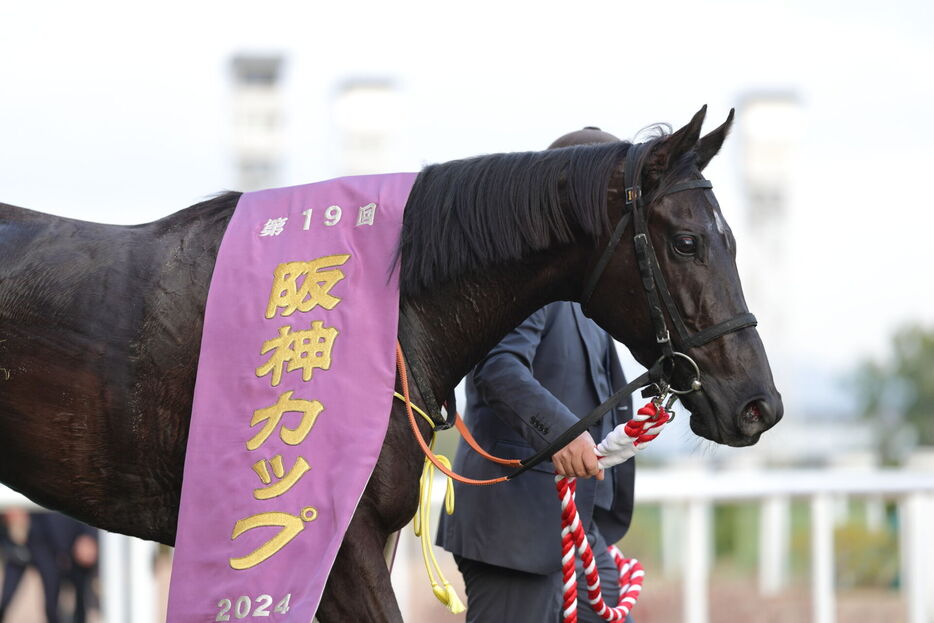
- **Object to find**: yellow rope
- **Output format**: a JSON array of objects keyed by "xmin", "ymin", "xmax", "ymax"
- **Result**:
[
  {"xmin": 392, "ymin": 392, "xmax": 464, "ymax": 614},
  {"xmin": 393, "ymin": 391, "xmax": 435, "ymax": 428}
]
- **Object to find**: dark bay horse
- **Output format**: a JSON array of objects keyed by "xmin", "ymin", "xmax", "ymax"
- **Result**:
[{"xmin": 0, "ymin": 107, "xmax": 781, "ymax": 621}]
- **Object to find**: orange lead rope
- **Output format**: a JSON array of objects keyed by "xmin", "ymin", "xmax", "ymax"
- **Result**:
[
  {"xmin": 453, "ymin": 414, "xmax": 521, "ymax": 467},
  {"xmin": 396, "ymin": 342, "xmax": 517, "ymax": 485}
]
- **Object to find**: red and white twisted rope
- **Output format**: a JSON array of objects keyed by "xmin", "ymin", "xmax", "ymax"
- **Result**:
[
  {"xmin": 557, "ymin": 402, "xmax": 671, "ymax": 623},
  {"xmin": 595, "ymin": 402, "xmax": 672, "ymax": 469}
]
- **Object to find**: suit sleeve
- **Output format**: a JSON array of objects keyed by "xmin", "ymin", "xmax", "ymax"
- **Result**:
[{"xmin": 472, "ymin": 306, "xmax": 580, "ymax": 453}]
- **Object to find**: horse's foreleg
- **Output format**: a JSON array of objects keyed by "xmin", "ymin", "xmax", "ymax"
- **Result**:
[
  {"xmin": 315, "ymin": 405, "xmax": 427, "ymax": 622},
  {"xmin": 316, "ymin": 506, "xmax": 403, "ymax": 623}
]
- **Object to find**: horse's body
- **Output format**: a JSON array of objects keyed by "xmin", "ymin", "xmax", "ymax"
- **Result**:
[
  {"xmin": 0, "ymin": 108, "xmax": 782, "ymax": 621},
  {"xmin": 0, "ymin": 198, "xmax": 232, "ymax": 538}
]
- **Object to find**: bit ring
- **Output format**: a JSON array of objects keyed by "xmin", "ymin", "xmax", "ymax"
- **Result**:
[{"xmin": 654, "ymin": 351, "xmax": 702, "ymax": 395}]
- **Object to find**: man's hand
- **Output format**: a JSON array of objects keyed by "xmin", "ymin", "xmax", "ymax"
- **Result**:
[
  {"xmin": 552, "ymin": 431, "xmax": 604, "ymax": 480},
  {"xmin": 73, "ymin": 534, "xmax": 98, "ymax": 568}
]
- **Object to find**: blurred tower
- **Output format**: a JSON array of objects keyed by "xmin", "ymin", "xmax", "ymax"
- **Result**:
[
  {"xmin": 737, "ymin": 93, "xmax": 801, "ymax": 358},
  {"xmin": 331, "ymin": 78, "xmax": 401, "ymax": 176},
  {"xmin": 230, "ymin": 54, "xmax": 284, "ymax": 191}
]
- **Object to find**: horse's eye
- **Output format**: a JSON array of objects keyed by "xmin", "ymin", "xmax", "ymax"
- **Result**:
[{"xmin": 674, "ymin": 235, "xmax": 698, "ymax": 256}]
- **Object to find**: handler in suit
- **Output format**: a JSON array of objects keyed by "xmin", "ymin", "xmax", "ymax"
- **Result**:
[{"xmin": 438, "ymin": 128, "xmax": 636, "ymax": 623}]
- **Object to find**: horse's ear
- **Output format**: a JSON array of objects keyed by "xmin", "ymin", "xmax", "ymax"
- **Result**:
[
  {"xmin": 644, "ymin": 105, "xmax": 707, "ymax": 182},
  {"xmin": 695, "ymin": 108, "xmax": 735, "ymax": 170}
]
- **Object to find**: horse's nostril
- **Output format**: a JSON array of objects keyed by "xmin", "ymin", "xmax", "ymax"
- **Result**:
[
  {"xmin": 742, "ymin": 402, "xmax": 762, "ymax": 424},
  {"xmin": 738, "ymin": 398, "xmax": 774, "ymax": 437}
]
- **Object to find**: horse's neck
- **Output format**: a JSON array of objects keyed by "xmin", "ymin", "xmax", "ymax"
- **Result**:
[{"xmin": 400, "ymin": 244, "xmax": 586, "ymax": 403}]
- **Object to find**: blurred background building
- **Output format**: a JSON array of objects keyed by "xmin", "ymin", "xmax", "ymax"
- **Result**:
[
  {"xmin": 330, "ymin": 77, "xmax": 403, "ymax": 176},
  {"xmin": 230, "ymin": 54, "xmax": 285, "ymax": 191}
]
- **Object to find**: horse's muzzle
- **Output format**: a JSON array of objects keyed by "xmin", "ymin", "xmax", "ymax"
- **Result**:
[{"xmin": 685, "ymin": 387, "xmax": 783, "ymax": 447}]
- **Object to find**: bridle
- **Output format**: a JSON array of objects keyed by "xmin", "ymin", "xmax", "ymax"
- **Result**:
[
  {"xmin": 510, "ymin": 140, "xmax": 758, "ymax": 477},
  {"xmin": 581, "ymin": 139, "xmax": 757, "ymax": 388}
]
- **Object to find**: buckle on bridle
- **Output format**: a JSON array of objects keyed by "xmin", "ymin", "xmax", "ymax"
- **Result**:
[{"xmin": 625, "ymin": 185, "xmax": 641, "ymax": 204}]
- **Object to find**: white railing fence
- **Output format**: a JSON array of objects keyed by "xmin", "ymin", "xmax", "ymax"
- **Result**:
[{"xmin": 634, "ymin": 469, "xmax": 934, "ymax": 623}]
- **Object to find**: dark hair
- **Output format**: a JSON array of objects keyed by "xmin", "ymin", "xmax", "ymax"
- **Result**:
[{"xmin": 397, "ymin": 141, "xmax": 632, "ymax": 296}]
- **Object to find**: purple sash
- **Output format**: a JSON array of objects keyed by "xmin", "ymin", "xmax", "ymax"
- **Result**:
[{"xmin": 167, "ymin": 173, "xmax": 416, "ymax": 622}]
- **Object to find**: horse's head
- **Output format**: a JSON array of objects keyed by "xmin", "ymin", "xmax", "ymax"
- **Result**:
[{"xmin": 585, "ymin": 106, "xmax": 782, "ymax": 447}]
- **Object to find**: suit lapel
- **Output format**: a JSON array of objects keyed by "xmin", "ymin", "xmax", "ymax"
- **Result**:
[{"xmin": 570, "ymin": 303, "xmax": 610, "ymax": 403}]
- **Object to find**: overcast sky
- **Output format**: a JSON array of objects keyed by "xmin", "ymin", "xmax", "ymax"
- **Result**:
[{"xmin": 2, "ymin": 0, "xmax": 932, "ymax": 430}]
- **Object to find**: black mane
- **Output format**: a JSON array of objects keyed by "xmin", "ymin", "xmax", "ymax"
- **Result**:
[{"xmin": 397, "ymin": 141, "xmax": 632, "ymax": 296}]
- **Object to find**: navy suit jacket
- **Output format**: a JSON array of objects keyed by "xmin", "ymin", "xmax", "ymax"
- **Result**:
[{"xmin": 438, "ymin": 301, "xmax": 634, "ymax": 575}]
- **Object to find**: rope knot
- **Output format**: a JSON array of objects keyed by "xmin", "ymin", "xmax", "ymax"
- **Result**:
[{"xmin": 623, "ymin": 403, "xmax": 671, "ymax": 446}]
